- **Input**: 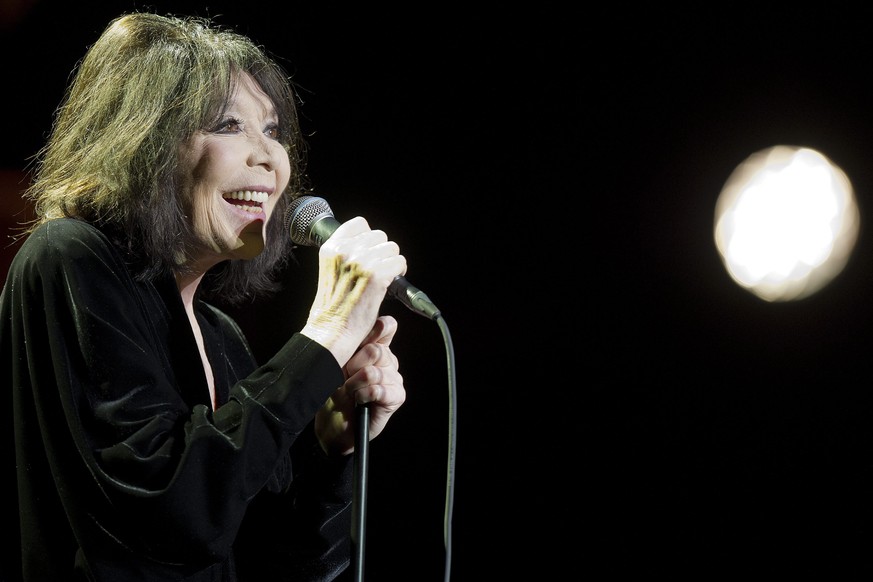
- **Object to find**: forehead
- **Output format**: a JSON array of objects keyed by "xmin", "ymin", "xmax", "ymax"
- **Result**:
[{"xmin": 228, "ymin": 73, "xmax": 277, "ymax": 117}]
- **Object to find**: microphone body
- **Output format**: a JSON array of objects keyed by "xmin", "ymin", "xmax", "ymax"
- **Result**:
[{"xmin": 284, "ymin": 196, "xmax": 441, "ymax": 320}]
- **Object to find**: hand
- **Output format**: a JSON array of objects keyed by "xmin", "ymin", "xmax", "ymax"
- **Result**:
[
  {"xmin": 314, "ymin": 316, "xmax": 406, "ymax": 456},
  {"xmin": 301, "ymin": 217, "xmax": 406, "ymax": 367}
]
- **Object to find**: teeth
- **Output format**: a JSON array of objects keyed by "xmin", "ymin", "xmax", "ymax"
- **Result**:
[
  {"xmin": 222, "ymin": 190, "xmax": 268, "ymax": 213},
  {"xmin": 223, "ymin": 190, "xmax": 269, "ymax": 203}
]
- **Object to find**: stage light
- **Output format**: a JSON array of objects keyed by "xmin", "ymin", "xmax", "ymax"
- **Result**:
[{"xmin": 714, "ymin": 145, "xmax": 859, "ymax": 301}]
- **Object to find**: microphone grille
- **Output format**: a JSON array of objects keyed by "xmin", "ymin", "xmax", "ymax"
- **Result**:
[{"xmin": 284, "ymin": 195, "xmax": 334, "ymax": 246}]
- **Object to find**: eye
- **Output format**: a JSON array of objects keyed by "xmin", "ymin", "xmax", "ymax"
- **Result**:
[
  {"xmin": 264, "ymin": 122, "xmax": 280, "ymax": 140},
  {"xmin": 212, "ymin": 117, "xmax": 243, "ymax": 134}
]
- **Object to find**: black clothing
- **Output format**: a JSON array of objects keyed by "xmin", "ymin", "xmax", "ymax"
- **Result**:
[{"xmin": 1, "ymin": 218, "xmax": 353, "ymax": 581}]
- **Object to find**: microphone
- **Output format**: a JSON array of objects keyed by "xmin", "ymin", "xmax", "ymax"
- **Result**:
[{"xmin": 283, "ymin": 195, "xmax": 441, "ymax": 320}]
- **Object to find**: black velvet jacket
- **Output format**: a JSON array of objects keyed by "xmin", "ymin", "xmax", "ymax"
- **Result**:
[{"xmin": 1, "ymin": 218, "xmax": 354, "ymax": 581}]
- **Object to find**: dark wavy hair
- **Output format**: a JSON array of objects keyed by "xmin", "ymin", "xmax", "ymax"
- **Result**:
[{"xmin": 23, "ymin": 12, "xmax": 309, "ymax": 303}]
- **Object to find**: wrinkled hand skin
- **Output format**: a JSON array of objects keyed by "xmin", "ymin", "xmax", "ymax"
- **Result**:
[
  {"xmin": 301, "ymin": 216, "xmax": 406, "ymax": 367},
  {"xmin": 315, "ymin": 315, "xmax": 406, "ymax": 456}
]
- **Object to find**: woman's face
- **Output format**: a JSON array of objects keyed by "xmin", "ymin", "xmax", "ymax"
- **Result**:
[{"xmin": 179, "ymin": 72, "xmax": 291, "ymax": 269}]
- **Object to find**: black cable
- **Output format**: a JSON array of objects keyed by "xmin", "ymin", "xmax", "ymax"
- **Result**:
[{"xmin": 436, "ymin": 314, "xmax": 457, "ymax": 582}]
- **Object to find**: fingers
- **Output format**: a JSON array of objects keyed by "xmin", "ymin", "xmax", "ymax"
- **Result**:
[
  {"xmin": 359, "ymin": 315, "xmax": 398, "ymax": 347},
  {"xmin": 344, "ymin": 361, "xmax": 405, "ymax": 407},
  {"xmin": 320, "ymin": 217, "xmax": 407, "ymax": 286},
  {"xmin": 345, "ymin": 340, "xmax": 399, "ymax": 378},
  {"xmin": 343, "ymin": 339, "xmax": 403, "ymax": 404}
]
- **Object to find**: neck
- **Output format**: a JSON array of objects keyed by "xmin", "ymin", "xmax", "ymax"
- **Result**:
[{"xmin": 175, "ymin": 270, "xmax": 206, "ymax": 309}]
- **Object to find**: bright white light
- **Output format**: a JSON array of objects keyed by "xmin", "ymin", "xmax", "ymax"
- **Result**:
[{"xmin": 714, "ymin": 145, "xmax": 859, "ymax": 301}]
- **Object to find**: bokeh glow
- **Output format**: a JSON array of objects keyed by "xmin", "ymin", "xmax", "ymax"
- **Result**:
[{"xmin": 714, "ymin": 146, "xmax": 859, "ymax": 301}]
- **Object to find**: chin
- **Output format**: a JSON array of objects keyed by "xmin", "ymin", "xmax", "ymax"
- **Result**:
[{"xmin": 231, "ymin": 232, "xmax": 266, "ymax": 260}]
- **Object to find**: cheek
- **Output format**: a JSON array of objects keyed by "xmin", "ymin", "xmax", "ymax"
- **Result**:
[
  {"xmin": 189, "ymin": 140, "xmax": 243, "ymax": 215},
  {"xmin": 184, "ymin": 141, "xmax": 227, "ymax": 204}
]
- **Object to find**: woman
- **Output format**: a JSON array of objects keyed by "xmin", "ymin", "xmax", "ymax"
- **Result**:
[{"xmin": 0, "ymin": 12, "xmax": 406, "ymax": 581}]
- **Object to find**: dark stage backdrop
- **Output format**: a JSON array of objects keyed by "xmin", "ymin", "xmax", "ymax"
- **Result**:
[{"xmin": 5, "ymin": 2, "xmax": 873, "ymax": 579}]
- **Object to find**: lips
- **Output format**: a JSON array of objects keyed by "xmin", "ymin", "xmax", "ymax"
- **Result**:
[{"xmin": 222, "ymin": 190, "xmax": 269, "ymax": 213}]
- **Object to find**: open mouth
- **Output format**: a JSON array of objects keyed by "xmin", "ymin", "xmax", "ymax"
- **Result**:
[{"xmin": 222, "ymin": 190, "xmax": 268, "ymax": 213}]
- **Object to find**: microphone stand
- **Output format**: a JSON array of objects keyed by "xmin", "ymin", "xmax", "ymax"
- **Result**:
[
  {"xmin": 350, "ymin": 286, "xmax": 443, "ymax": 581},
  {"xmin": 352, "ymin": 403, "xmax": 369, "ymax": 581}
]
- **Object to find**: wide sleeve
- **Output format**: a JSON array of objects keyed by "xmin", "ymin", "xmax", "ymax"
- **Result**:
[{"xmin": 6, "ymin": 219, "xmax": 347, "ymax": 571}]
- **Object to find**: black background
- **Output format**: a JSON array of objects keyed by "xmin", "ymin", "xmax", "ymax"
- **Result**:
[{"xmin": 3, "ymin": 2, "xmax": 873, "ymax": 579}]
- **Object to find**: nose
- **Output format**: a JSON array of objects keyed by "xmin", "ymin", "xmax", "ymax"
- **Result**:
[{"xmin": 247, "ymin": 133, "xmax": 276, "ymax": 170}]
